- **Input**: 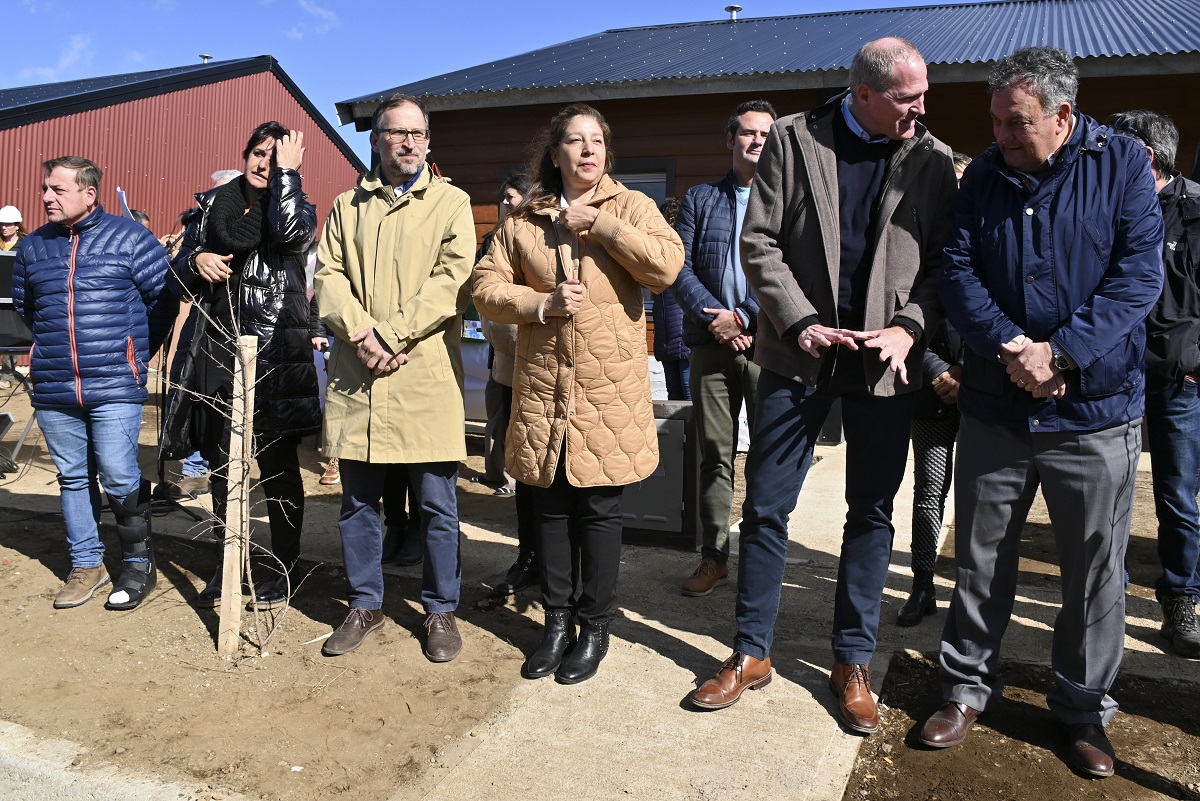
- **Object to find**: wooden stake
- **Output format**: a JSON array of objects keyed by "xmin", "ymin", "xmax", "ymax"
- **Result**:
[{"xmin": 218, "ymin": 335, "xmax": 259, "ymax": 658}]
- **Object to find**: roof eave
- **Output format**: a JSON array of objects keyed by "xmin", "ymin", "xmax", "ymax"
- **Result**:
[{"xmin": 339, "ymin": 52, "xmax": 1200, "ymax": 124}]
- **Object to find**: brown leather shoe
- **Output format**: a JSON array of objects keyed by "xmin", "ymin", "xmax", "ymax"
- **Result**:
[
  {"xmin": 1067, "ymin": 724, "xmax": 1115, "ymax": 778},
  {"xmin": 323, "ymin": 608, "xmax": 385, "ymax": 656},
  {"xmin": 423, "ymin": 612, "xmax": 462, "ymax": 663},
  {"xmin": 54, "ymin": 565, "xmax": 111, "ymax": 609},
  {"xmin": 689, "ymin": 652, "xmax": 772, "ymax": 710},
  {"xmin": 681, "ymin": 558, "xmax": 729, "ymax": 597},
  {"xmin": 917, "ymin": 701, "xmax": 982, "ymax": 748},
  {"xmin": 829, "ymin": 663, "xmax": 879, "ymax": 734}
]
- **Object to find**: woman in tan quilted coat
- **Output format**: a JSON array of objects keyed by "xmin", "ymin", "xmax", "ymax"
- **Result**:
[{"xmin": 474, "ymin": 104, "xmax": 683, "ymax": 684}]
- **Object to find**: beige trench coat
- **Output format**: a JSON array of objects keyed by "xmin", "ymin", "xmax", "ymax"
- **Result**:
[
  {"xmin": 473, "ymin": 175, "xmax": 684, "ymax": 488},
  {"xmin": 315, "ymin": 167, "xmax": 476, "ymax": 463}
]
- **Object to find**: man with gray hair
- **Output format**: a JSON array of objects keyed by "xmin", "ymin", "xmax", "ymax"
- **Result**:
[
  {"xmin": 1108, "ymin": 109, "xmax": 1200, "ymax": 659},
  {"xmin": 921, "ymin": 47, "xmax": 1163, "ymax": 778},
  {"xmin": 689, "ymin": 38, "xmax": 958, "ymax": 736}
]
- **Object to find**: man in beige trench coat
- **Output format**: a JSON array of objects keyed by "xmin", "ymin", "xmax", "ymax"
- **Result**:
[{"xmin": 315, "ymin": 93, "xmax": 476, "ymax": 661}]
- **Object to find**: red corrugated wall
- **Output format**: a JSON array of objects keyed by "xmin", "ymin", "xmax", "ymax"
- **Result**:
[{"xmin": 0, "ymin": 72, "xmax": 363, "ymax": 240}]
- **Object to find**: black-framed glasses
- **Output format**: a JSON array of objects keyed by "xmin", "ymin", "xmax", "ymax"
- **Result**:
[{"xmin": 378, "ymin": 127, "xmax": 428, "ymax": 143}]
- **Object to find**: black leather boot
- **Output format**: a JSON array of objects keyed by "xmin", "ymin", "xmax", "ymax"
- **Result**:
[
  {"xmin": 897, "ymin": 570, "xmax": 937, "ymax": 627},
  {"xmin": 555, "ymin": 620, "xmax": 609, "ymax": 684},
  {"xmin": 105, "ymin": 480, "xmax": 157, "ymax": 611},
  {"xmin": 498, "ymin": 550, "xmax": 538, "ymax": 595},
  {"xmin": 522, "ymin": 609, "xmax": 575, "ymax": 679}
]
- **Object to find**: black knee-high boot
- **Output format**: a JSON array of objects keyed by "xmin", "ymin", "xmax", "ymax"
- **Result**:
[{"xmin": 105, "ymin": 479, "xmax": 157, "ymax": 611}]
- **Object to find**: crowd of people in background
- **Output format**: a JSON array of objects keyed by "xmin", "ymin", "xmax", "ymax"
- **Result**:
[{"xmin": 5, "ymin": 33, "xmax": 1200, "ymax": 782}]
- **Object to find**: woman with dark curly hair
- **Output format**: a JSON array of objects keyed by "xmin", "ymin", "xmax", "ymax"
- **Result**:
[{"xmin": 164, "ymin": 121, "xmax": 323, "ymax": 611}]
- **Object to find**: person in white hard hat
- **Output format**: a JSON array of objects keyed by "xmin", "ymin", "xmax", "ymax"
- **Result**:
[
  {"xmin": 0, "ymin": 205, "xmax": 27, "ymax": 387},
  {"xmin": 0, "ymin": 205, "xmax": 25, "ymax": 251}
]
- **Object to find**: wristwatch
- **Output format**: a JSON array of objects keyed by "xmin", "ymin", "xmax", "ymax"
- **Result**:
[{"xmin": 1050, "ymin": 342, "xmax": 1072, "ymax": 371}]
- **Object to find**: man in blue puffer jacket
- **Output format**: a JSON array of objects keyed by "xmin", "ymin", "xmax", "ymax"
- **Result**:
[
  {"xmin": 670, "ymin": 100, "xmax": 776, "ymax": 597},
  {"xmin": 13, "ymin": 156, "xmax": 171, "ymax": 612}
]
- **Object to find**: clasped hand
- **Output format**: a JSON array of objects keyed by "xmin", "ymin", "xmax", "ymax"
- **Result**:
[
  {"xmin": 544, "ymin": 278, "xmax": 585, "ymax": 317},
  {"xmin": 351, "ymin": 328, "xmax": 409, "ymax": 376},
  {"xmin": 1000, "ymin": 337, "xmax": 1066, "ymax": 398}
]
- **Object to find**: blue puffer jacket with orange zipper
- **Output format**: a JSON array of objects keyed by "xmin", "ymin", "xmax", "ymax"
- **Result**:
[{"xmin": 13, "ymin": 204, "xmax": 172, "ymax": 409}]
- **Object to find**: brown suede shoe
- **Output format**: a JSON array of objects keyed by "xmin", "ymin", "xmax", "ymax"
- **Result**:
[
  {"xmin": 689, "ymin": 652, "xmax": 772, "ymax": 709},
  {"xmin": 917, "ymin": 701, "xmax": 982, "ymax": 748},
  {"xmin": 681, "ymin": 558, "xmax": 729, "ymax": 597},
  {"xmin": 54, "ymin": 565, "xmax": 111, "ymax": 609},
  {"xmin": 830, "ymin": 663, "xmax": 879, "ymax": 734},
  {"xmin": 423, "ymin": 612, "xmax": 462, "ymax": 663},
  {"xmin": 323, "ymin": 608, "xmax": 385, "ymax": 656},
  {"xmin": 1067, "ymin": 724, "xmax": 1116, "ymax": 778}
]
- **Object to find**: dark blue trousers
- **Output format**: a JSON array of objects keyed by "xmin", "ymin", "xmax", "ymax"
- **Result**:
[
  {"xmin": 1146, "ymin": 378, "xmax": 1200, "ymax": 599},
  {"xmin": 734, "ymin": 367, "xmax": 916, "ymax": 665},
  {"xmin": 338, "ymin": 459, "xmax": 461, "ymax": 613}
]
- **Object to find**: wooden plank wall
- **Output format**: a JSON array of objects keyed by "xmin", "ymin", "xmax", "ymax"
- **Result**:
[{"xmin": 431, "ymin": 77, "xmax": 1199, "ymax": 241}]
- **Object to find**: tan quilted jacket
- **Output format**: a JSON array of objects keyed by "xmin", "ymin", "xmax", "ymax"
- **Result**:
[{"xmin": 473, "ymin": 175, "xmax": 684, "ymax": 488}]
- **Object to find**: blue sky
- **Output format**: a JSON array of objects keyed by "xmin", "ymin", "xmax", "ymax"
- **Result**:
[{"xmin": 5, "ymin": 0, "xmax": 972, "ymax": 162}]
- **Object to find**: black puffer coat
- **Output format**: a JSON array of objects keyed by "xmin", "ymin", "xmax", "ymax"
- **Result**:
[{"xmin": 161, "ymin": 169, "xmax": 321, "ymax": 458}]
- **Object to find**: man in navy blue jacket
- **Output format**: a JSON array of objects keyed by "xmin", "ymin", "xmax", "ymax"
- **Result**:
[
  {"xmin": 14, "ymin": 156, "xmax": 170, "ymax": 612},
  {"xmin": 920, "ymin": 48, "xmax": 1164, "ymax": 779},
  {"xmin": 671, "ymin": 99, "xmax": 776, "ymax": 597}
]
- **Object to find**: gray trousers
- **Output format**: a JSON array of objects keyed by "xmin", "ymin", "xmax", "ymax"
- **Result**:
[
  {"xmin": 689, "ymin": 345, "xmax": 759, "ymax": 563},
  {"xmin": 939, "ymin": 413, "xmax": 1140, "ymax": 726}
]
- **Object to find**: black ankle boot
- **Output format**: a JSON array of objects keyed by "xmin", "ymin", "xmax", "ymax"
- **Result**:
[
  {"xmin": 523, "ymin": 609, "xmax": 575, "ymax": 679},
  {"xmin": 499, "ymin": 550, "xmax": 538, "ymax": 595},
  {"xmin": 555, "ymin": 621, "xmax": 609, "ymax": 684},
  {"xmin": 897, "ymin": 571, "xmax": 937, "ymax": 627},
  {"xmin": 104, "ymin": 480, "xmax": 157, "ymax": 611}
]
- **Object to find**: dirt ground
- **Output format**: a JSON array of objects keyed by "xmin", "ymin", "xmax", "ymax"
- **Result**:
[
  {"xmin": 1, "ymin": 384, "xmax": 1197, "ymax": 801},
  {"xmin": 843, "ymin": 473, "xmax": 1200, "ymax": 801},
  {"xmin": 0, "ymin": 430, "xmax": 538, "ymax": 801}
]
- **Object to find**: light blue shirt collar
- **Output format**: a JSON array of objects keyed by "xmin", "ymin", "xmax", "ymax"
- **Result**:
[{"xmin": 841, "ymin": 95, "xmax": 892, "ymax": 144}]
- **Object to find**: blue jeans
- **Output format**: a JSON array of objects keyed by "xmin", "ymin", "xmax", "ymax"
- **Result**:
[
  {"xmin": 36, "ymin": 403, "xmax": 144, "ymax": 569},
  {"xmin": 735, "ymin": 368, "xmax": 915, "ymax": 665},
  {"xmin": 1146, "ymin": 378, "xmax": 1200, "ymax": 599},
  {"xmin": 662, "ymin": 358, "xmax": 691, "ymax": 401},
  {"xmin": 181, "ymin": 450, "xmax": 209, "ymax": 477},
  {"xmin": 338, "ymin": 459, "xmax": 461, "ymax": 612}
]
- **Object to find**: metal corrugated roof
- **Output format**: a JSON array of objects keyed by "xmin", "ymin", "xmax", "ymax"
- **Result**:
[
  {"xmin": 341, "ymin": 0, "xmax": 1200, "ymax": 110},
  {"xmin": 0, "ymin": 57, "xmax": 366, "ymax": 172}
]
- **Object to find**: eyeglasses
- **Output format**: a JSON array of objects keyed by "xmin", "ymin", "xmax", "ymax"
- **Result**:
[{"xmin": 377, "ymin": 127, "xmax": 428, "ymax": 143}]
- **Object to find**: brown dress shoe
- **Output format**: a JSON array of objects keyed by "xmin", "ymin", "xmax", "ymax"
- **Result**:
[
  {"xmin": 829, "ymin": 663, "xmax": 879, "ymax": 734},
  {"xmin": 690, "ymin": 652, "xmax": 772, "ymax": 709},
  {"xmin": 323, "ymin": 608, "xmax": 385, "ymax": 656},
  {"xmin": 917, "ymin": 701, "xmax": 982, "ymax": 748},
  {"xmin": 423, "ymin": 612, "xmax": 462, "ymax": 663},
  {"xmin": 681, "ymin": 558, "xmax": 729, "ymax": 597},
  {"xmin": 54, "ymin": 565, "xmax": 111, "ymax": 609},
  {"xmin": 1067, "ymin": 724, "xmax": 1115, "ymax": 778}
]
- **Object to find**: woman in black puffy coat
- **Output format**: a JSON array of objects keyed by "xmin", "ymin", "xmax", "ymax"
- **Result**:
[{"xmin": 163, "ymin": 121, "xmax": 322, "ymax": 610}]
